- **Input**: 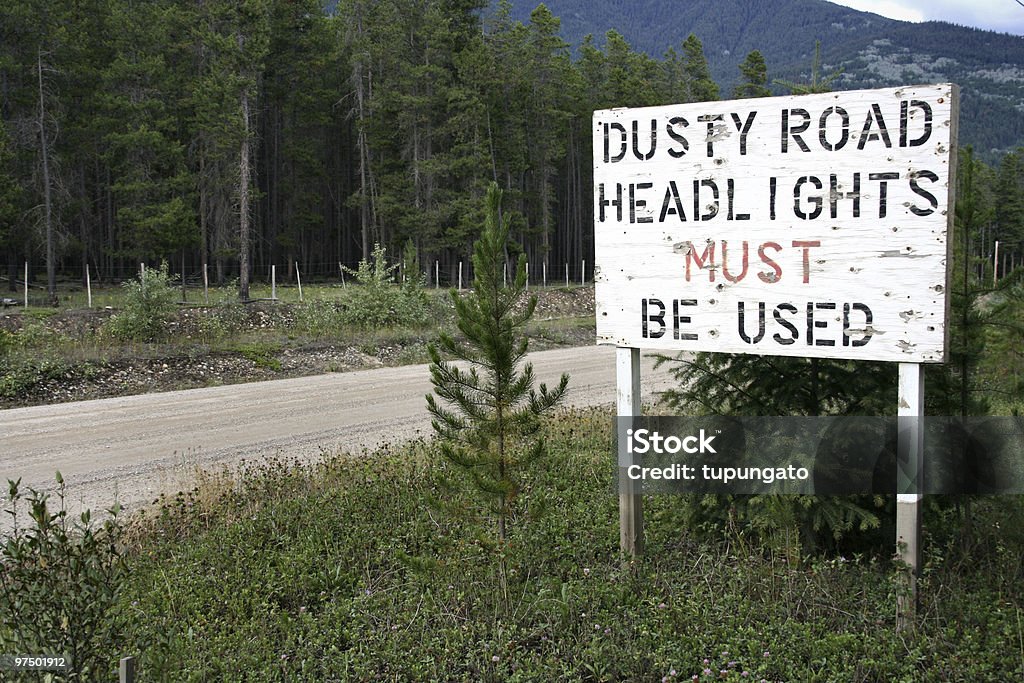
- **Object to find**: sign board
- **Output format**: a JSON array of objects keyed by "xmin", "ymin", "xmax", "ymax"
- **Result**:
[{"xmin": 594, "ymin": 84, "xmax": 958, "ymax": 363}]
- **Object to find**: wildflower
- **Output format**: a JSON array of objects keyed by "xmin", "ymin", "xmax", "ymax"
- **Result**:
[
  {"xmin": 583, "ymin": 567, "xmax": 591, "ymax": 576},
  {"xmin": 703, "ymin": 669, "xmax": 711, "ymax": 676},
  {"xmin": 492, "ymin": 655, "xmax": 500, "ymax": 663}
]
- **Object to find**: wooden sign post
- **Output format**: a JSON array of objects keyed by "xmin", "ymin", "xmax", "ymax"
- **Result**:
[{"xmin": 594, "ymin": 84, "xmax": 958, "ymax": 619}]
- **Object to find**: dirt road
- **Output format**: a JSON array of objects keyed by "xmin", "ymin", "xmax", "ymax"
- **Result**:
[{"xmin": 1, "ymin": 346, "xmax": 676, "ymax": 520}]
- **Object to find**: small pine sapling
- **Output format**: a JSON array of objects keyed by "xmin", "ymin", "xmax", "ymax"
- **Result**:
[{"xmin": 426, "ymin": 182, "xmax": 569, "ymax": 544}]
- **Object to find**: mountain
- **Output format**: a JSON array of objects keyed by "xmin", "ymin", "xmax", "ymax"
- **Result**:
[{"xmin": 503, "ymin": 0, "xmax": 1024, "ymax": 160}]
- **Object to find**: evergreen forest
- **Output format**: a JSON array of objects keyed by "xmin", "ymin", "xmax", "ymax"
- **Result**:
[{"xmin": 2, "ymin": 0, "xmax": 1022, "ymax": 303}]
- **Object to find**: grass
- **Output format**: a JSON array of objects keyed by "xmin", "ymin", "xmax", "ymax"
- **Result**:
[
  {"xmin": 9, "ymin": 279, "xmax": 592, "ymax": 312},
  {"xmin": 1, "ymin": 282, "xmax": 597, "ymax": 406},
  {"xmin": 110, "ymin": 408, "xmax": 1024, "ymax": 681}
]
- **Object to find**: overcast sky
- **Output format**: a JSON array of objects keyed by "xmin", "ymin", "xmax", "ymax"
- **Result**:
[{"xmin": 832, "ymin": 0, "xmax": 1024, "ymax": 34}]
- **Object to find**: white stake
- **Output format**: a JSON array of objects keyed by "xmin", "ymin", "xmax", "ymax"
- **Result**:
[
  {"xmin": 23, "ymin": 261, "xmax": 28, "ymax": 308},
  {"xmin": 581, "ymin": 260, "xmax": 586, "ymax": 285},
  {"xmin": 503, "ymin": 262, "xmax": 507, "ymax": 287},
  {"xmin": 339, "ymin": 262, "xmax": 346, "ymax": 288},
  {"xmin": 565, "ymin": 263, "xmax": 569, "ymax": 288},
  {"xmin": 140, "ymin": 262, "xmax": 145, "ymax": 279},
  {"xmin": 203, "ymin": 263, "xmax": 209, "ymax": 304},
  {"xmin": 86, "ymin": 263, "xmax": 92, "ymax": 308},
  {"xmin": 271, "ymin": 264, "xmax": 277, "ymax": 300},
  {"xmin": 295, "ymin": 261, "xmax": 303, "ymax": 302},
  {"xmin": 525, "ymin": 262, "xmax": 529, "ymax": 291},
  {"xmin": 994, "ymin": 240, "xmax": 1000, "ymax": 285},
  {"xmin": 458, "ymin": 261, "xmax": 463, "ymax": 291},
  {"xmin": 435, "ymin": 261, "xmax": 439, "ymax": 289},
  {"xmin": 543, "ymin": 262, "xmax": 547, "ymax": 288}
]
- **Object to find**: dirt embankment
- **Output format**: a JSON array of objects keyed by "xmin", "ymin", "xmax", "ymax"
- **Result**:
[{"xmin": 1, "ymin": 287, "xmax": 596, "ymax": 409}]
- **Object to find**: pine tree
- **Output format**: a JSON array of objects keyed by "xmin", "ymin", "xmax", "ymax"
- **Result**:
[
  {"xmin": 0, "ymin": 120, "xmax": 21, "ymax": 254},
  {"xmin": 682, "ymin": 33, "xmax": 718, "ymax": 102},
  {"xmin": 734, "ymin": 50, "xmax": 771, "ymax": 99},
  {"xmin": 426, "ymin": 182, "xmax": 568, "ymax": 544}
]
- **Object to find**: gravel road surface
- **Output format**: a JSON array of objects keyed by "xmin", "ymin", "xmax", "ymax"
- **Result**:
[{"xmin": 1, "ymin": 346, "xmax": 675, "ymax": 520}]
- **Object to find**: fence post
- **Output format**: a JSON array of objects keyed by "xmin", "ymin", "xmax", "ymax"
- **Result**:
[
  {"xmin": 994, "ymin": 240, "xmax": 1000, "ymax": 285},
  {"xmin": 295, "ymin": 262, "xmax": 303, "ymax": 302},
  {"xmin": 119, "ymin": 656, "xmax": 136, "ymax": 683}
]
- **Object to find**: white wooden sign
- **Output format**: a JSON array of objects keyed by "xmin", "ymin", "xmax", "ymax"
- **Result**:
[{"xmin": 594, "ymin": 84, "xmax": 958, "ymax": 363}]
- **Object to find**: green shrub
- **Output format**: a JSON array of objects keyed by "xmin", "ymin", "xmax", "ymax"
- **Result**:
[
  {"xmin": 0, "ymin": 357, "xmax": 72, "ymax": 399},
  {"xmin": 0, "ymin": 328, "xmax": 13, "ymax": 356},
  {"xmin": 1, "ymin": 475, "xmax": 126, "ymax": 681},
  {"xmin": 104, "ymin": 263, "xmax": 178, "ymax": 342},
  {"xmin": 340, "ymin": 244, "xmax": 431, "ymax": 329},
  {"xmin": 233, "ymin": 341, "xmax": 282, "ymax": 371},
  {"xmin": 293, "ymin": 298, "xmax": 345, "ymax": 338}
]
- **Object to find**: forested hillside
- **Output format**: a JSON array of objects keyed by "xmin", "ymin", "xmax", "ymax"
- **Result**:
[
  {"xmin": 1, "ymin": 0, "xmax": 1022, "ymax": 302},
  {"xmin": 506, "ymin": 0, "xmax": 1024, "ymax": 159}
]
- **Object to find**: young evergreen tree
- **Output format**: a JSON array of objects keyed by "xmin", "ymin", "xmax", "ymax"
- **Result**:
[
  {"xmin": 734, "ymin": 50, "xmax": 771, "ymax": 99},
  {"xmin": 681, "ymin": 33, "xmax": 718, "ymax": 102},
  {"xmin": 426, "ymin": 182, "xmax": 568, "ymax": 544}
]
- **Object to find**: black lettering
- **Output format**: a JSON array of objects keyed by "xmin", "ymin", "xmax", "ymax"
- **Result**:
[
  {"xmin": 773, "ymin": 303, "xmax": 798, "ymax": 345},
  {"xmin": 727, "ymin": 178, "xmax": 750, "ymax": 220},
  {"xmin": 857, "ymin": 103, "xmax": 892, "ymax": 150},
  {"xmin": 782, "ymin": 108, "xmax": 811, "ymax": 153},
  {"xmin": 826, "ymin": 172, "xmax": 862, "ymax": 219},
  {"xmin": 604, "ymin": 122, "xmax": 627, "ymax": 162},
  {"xmin": 909, "ymin": 170, "xmax": 939, "ymax": 216},
  {"xmin": 794, "ymin": 176, "xmax": 823, "ymax": 220},
  {"xmin": 818, "ymin": 106, "xmax": 849, "ymax": 151},
  {"xmin": 769, "ymin": 176, "xmax": 777, "ymax": 220},
  {"xmin": 632, "ymin": 119, "xmax": 657, "ymax": 160},
  {"xmin": 598, "ymin": 183, "xmax": 622, "ymax": 222},
  {"xmin": 698, "ymin": 113, "xmax": 725, "ymax": 157},
  {"xmin": 674, "ymin": 299, "xmax": 698, "ymax": 340},
  {"xmin": 869, "ymin": 172, "xmax": 899, "ymax": 218},
  {"xmin": 738, "ymin": 301, "xmax": 766, "ymax": 344},
  {"xmin": 730, "ymin": 111, "xmax": 757, "ymax": 155},
  {"xmin": 700, "ymin": 179, "xmax": 720, "ymax": 221},
  {"xmin": 659, "ymin": 181, "xmax": 687, "ymax": 222},
  {"xmin": 629, "ymin": 182, "xmax": 653, "ymax": 223},
  {"xmin": 813, "ymin": 302, "xmax": 836, "ymax": 347},
  {"xmin": 845, "ymin": 303, "xmax": 873, "ymax": 347},
  {"xmin": 667, "ymin": 116, "xmax": 689, "ymax": 158},
  {"xmin": 900, "ymin": 100, "xmax": 933, "ymax": 147},
  {"xmin": 643, "ymin": 298, "xmax": 666, "ymax": 339}
]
